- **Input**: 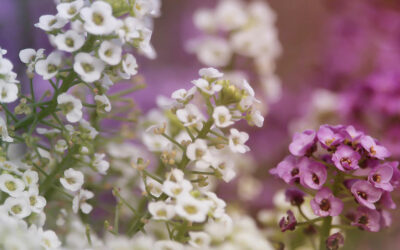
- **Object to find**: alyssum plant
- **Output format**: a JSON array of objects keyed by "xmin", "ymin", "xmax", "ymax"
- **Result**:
[{"xmin": 0, "ymin": 0, "xmax": 275, "ymax": 250}]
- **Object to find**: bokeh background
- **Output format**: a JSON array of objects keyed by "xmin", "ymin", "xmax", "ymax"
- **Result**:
[{"xmin": 3, "ymin": 0, "xmax": 400, "ymax": 249}]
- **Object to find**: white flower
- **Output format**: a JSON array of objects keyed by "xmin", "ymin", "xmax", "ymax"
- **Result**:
[
  {"xmin": 228, "ymin": 128, "xmax": 250, "ymax": 153},
  {"xmin": 60, "ymin": 168, "xmax": 84, "ymax": 192},
  {"xmin": 116, "ymin": 17, "xmax": 141, "ymax": 43},
  {"xmin": 205, "ymin": 214, "xmax": 233, "ymax": 242},
  {"xmin": 54, "ymin": 30, "xmax": 85, "ymax": 52},
  {"xmin": 0, "ymin": 174, "xmax": 25, "ymax": 197},
  {"xmin": 94, "ymin": 94, "xmax": 112, "ymax": 112},
  {"xmin": 194, "ymin": 37, "xmax": 232, "ymax": 67},
  {"xmin": 192, "ymin": 78, "xmax": 222, "ymax": 95},
  {"xmin": 120, "ymin": 54, "xmax": 138, "ymax": 79},
  {"xmin": 24, "ymin": 187, "xmax": 46, "ymax": 213},
  {"xmin": 40, "ymin": 230, "xmax": 61, "ymax": 250},
  {"xmin": 55, "ymin": 139, "xmax": 68, "ymax": 153},
  {"xmin": 72, "ymin": 189, "xmax": 94, "ymax": 214},
  {"xmin": 57, "ymin": 93, "xmax": 83, "ymax": 123},
  {"xmin": 162, "ymin": 179, "xmax": 192, "ymax": 198},
  {"xmin": 154, "ymin": 240, "xmax": 184, "ymax": 250},
  {"xmin": 148, "ymin": 201, "xmax": 175, "ymax": 220},
  {"xmin": 0, "ymin": 117, "xmax": 13, "ymax": 142},
  {"xmin": 175, "ymin": 194, "xmax": 211, "ymax": 223},
  {"xmin": 0, "ymin": 81, "xmax": 18, "ymax": 103},
  {"xmin": 19, "ymin": 48, "xmax": 44, "ymax": 64},
  {"xmin": 56, "ymin": 0, "xmax": 84, "ymax": 19},
  {"xmin": 3, "ymin": 196, "xmax": 31, "ymax": 219},
  {"xmin": 35, "ymin": 52, "xmax": 62, "ymax": 80},
  {"xmin": 98, "ymin": 40, "xmax": 122, "ymax": 65},
  {"xmin": 142, "ymin": 133, "xmax": 170, "ymax": 152},
  {"xmin": 205, "ymin": 191, "xmax": 227, "ymax": 218},
  {"xmin": 93, "ymin": 153, "xmax": 110, "ymax": 175},
  {"xmin": 145, "ymin": 178, "xmax": 163, "ymax": 198},
  {"xmin": 186, "ymin": 139, "xmax": 214, "ymax": 169},
  {"xmin": 211, "ymin": 158, "xmax": 236, "ymax": 183},
  {"xmin": 73, "ymin": 52, "xmax": 105, "ymax": 83},
  {"xmin": 80, "ymin": 1, "xmax": 118, "ymax": 35},
  {"xmin": 80, "ymin": 119, "xmax": 99, "ymax": 139},
  {"xmin": 171, "ymin": 87, "xmax": 196, "ymax": 102},
  {"xmin": 138, "ymin": 28, "xmax": 156, "ymax": 59},
  {"xmin": 133, "ymin": 0, "xmax": 161, "ymax": 18},
  {"xmin": 188, "ymin": 231, "xmax": 211, "ymax": 248},
  {"xmin": 213, "ymin": 106, "xmax": 234, "ymax": 128},
  {"xmin": 215, "ymin": 0, "xmax": 248, "ymax": 31},
  {"xmin": 176, "ymin": 104, "xmax": 204, "ymax": 127},
  {"xmin": 193, "ymin": 8, "xmax": 216, "ymax": 32},
  {"xmin": 0, "ymin": 161, "xmax": 21, "ymax": 175},
  {"xmin": 249, "ymin": 109, "xmax": 264, "ymax": 127},
  {"xmin": 34, "ymin": 14, "xmax": 67, "ymax": 31},
  {"xmin": 199, "ymin": 67, "xmax": 223, "ymax": 79},
  {"xmin": 22, "ymin": 170, "xmax": 39, "ymax": 187}
]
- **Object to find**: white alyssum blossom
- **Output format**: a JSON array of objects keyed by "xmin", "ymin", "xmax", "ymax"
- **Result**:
[
  {"xmin": 188, "ymin": 231, "xmax": 211, "ymax": 249},
  {"xmin": 80, "ymin": 1, "xmax": 118, "ymax": 35},
  {"xmin": 215, "ymin": 0, "xmax": 248, "ymax": 31},
  {"xmin": 92, "ymin": 153, "xmax": 110, "ymax": 175},
  {"xmin": 0, "ymin": 161, "xmax": 21, "ymax": 175},
  {"xmin": 35, "ymin": 51, "xmax": 62, "ymax": 80},
  {"xmin": 24, "ymin": 187, "xmax": 46, "ymax": 213},
  {"xmin": 0, "ymin": 117, "xmax": 13, "ymax": 142},
  {"xmin": 199, "ymin": 67, "xmax": 224, "ymax": 79},
  {"xmin": 57, "ymin": 93, "xmax": 83, "ymax": 123},
  {"xmin": 56, "ymin": 0, "xmax": 84, "ymax": 19},
  {"xmin": 192, "ymin": 78, "xmax": 222, "ymax": 95},
  {"xmin": 0, "ymin": 80, "xmax": 18, "ymax": 104},
  {"xmin": 193, "ymin": 8, "xmax": 216, "ymax": 32},
  {"xmin": 212, "ymin": 158, "xmax": 237, "ymax": 183},
  {"xmin": 228, "ymin": 128, "xmax": 250, "ymax": 153},
  {"xmin": 171, "ymin": 87, "xmax": 196, "ymax": 102},
  {"xmin": 94, "ymin": 94, "xmax": 112, "ymax": 112},
  {"xmin": 192, "ymin": 37, "xmax": 232, "ymax": 67},
  {"xmin": 205, "ymin": 191, "xmax": 227, "ymax": 219},
  {"xmin": 19, "ymin": 48, "xmax": 44, "ymax": 64},
  {"xmin": 186, "ymin": 139, "xmax": 214, "ymax": 169},
  {"xmin": 54, "ymin": 30, "xmax": 85, "ymax": 52},
  {"xmin": 176, "ymin": 104, "xmax": 204, "ymax": 127},
  {"xmin": 120, "ymin": 54, "xmax": 138, "ymax": 79},
  {"xmin": 73, "ymin": 52, "xmax": 105, "ymax": 83},
  {"xmin": 175, "ymin": 193, "xmax": 211, "ymax": 223},
  {"xmin": 60, "ymin": 168, "xmax": 84, "ymax": 192},
  {"xmin": 55, "ymin": 139, "xmax": 68, "ymax": 153},
  {"xmin": 80, "ymin": 119, "xmax": 99, "ymax": 139},
  {"xmin": 3, "ymin": 196, "xmax": 31, "ymax": 219},
  {"xmin": 0, "ymin": 174, "xmax": 25, "ymax": 197},
  {"xmin": 213, "ymin": 106, "xmax": 234, "ymax": 128},
  {"xmin": 34, "ymin": 14, "xmax": 67, "ymax": 32},
  {"xmin": 249, "ymin": 109, "xmax": 264, "ymax": 127},
  {"xmin": 162, "ymin": 178, "xmax": 193, "ymax": 198},
  {"xmin": 145, "ymin": 178, "xmax": 163, "ymax": 198},
  {"xmin": 133, "ymin": 0, "xmax": 161, "ymax": 18},
  {"xmin": 98, "ymin": 40, "xmax": 122, "ymax": 65},
  {"xmin": 148, "ymin": 201, "xmax": 175, "ymax": 220},
  {"xmin": 116, "ymin": 17, "xmax": 141, "ymax": 43},
  {"xmin": 22, "ymin": 170, "xmax": 39, "ymax": 187},
  {"xmin": 40, "ymin": 230, "xmax": 62, "ymax": 250},
  {"xmin": 72, "ymin": 189, "xmax": 94, "ymax": 214}
]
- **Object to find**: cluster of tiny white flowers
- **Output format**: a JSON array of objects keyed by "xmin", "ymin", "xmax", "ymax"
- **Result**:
[
  {"xmin": 0, "ymin": 49, "xmax": 19, "ymax": 104},
  {"xmin": 188, "ymin": 0, "xmax": 282, "ymax": 105},
  {"xmin": 0, "ymin": 162, "xmax": 61, "ymax": 249}
]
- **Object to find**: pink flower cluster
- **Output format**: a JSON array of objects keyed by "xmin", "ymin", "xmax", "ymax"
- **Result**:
[{"xmin": 271, "ymin": 124, "xmax": 399, "ymax": 232}]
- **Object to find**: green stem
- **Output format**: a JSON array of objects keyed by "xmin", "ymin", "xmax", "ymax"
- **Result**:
[{"xmin": 319, "ymin": 216, "xmax": 332, "ymax": 250}]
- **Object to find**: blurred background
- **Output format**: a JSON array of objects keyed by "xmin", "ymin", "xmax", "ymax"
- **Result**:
[{"xmin": 3, "ymin": 0, "xmax": 400, "ymax": 249}]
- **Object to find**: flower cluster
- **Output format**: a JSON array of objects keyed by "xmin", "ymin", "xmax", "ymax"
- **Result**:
[
  {"xmin": 188, "ymin": 0, "xmax": 282, "ymax": 105},
  {"xmin": 105, "ymin": 67, "xmax": 266, "ymax": 244},
  {"xmin": 271, "ymin": 124, "xmax": 399, "ymax": 246},
  {"xmin": 0, "ymin": 49, "xmax": 19, "ymax": 104}
]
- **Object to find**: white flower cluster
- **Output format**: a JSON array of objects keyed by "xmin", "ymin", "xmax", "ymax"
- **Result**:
[
  {"xmin": 0, "ymin": 162, "xmax": 61, "ymax": 249},
  {"xmin": 188, "ymin": 0, "xmax": 282, "ymax": 104},
  {"xmin": 0, "ymin": 49, "xmax": 19, "ymax": 103}
]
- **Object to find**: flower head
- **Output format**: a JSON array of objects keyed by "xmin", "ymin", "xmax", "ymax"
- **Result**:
[
  {"xmin": 213, "ymin": 106, "xmax": 234, "ymax": 128},
  {"xmin": 73, "ymin": 52, "xmax": 105, "ymax": 83},
  {"xmin": 80, "ymin": 1, "xmax": 118, "ymax": 35},
  {"xmin": 299, "ymin": 158, "xmax": 327, "ymax": 190},
  {"xmin": 360, "ymin": 135, "xmax": 390, "ymax": 160},
  {"xmin": 351, "ymin": 206, "xmax": 380, "ymax": 232},
  {"xmin": 368, "ymin": 164, "xmax": 394, "ymax": 191},
  {"xmin": 57, "ymin": 93, "xmax": 83, "ymax": 123},
  {"xmin": 279, "ymin": 210, "xmax": 297, "ymax": 232},
  {"xmin": 289, "ymin": 130, "xmax": 316, "ymax": 156}
]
